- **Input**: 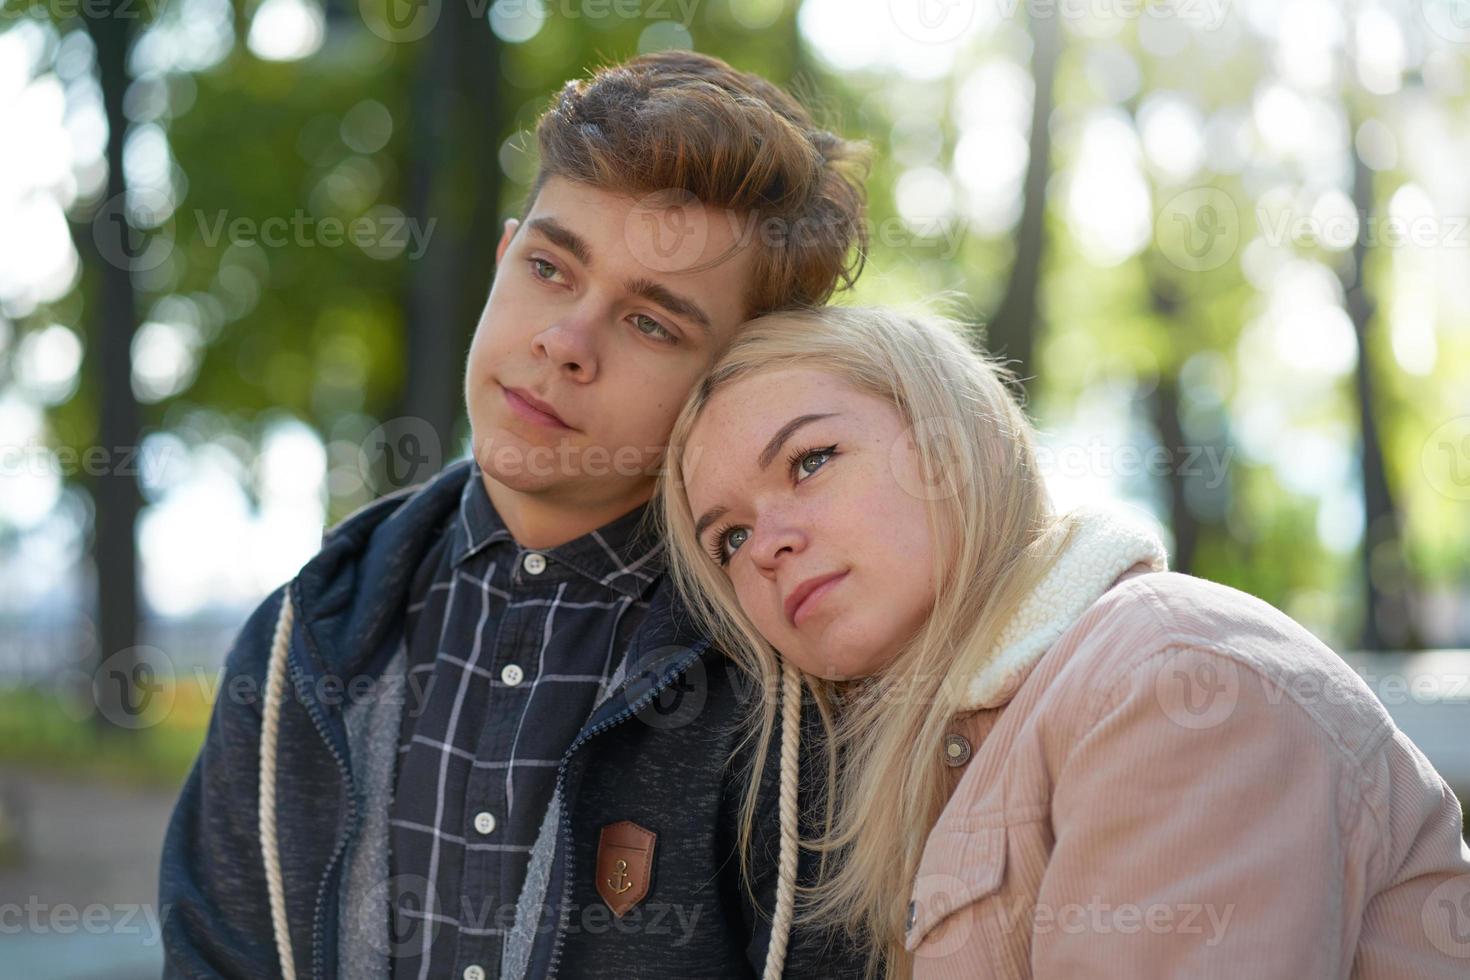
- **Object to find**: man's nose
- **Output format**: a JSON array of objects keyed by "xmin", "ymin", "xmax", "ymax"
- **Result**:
[{"xmin": 534, "ymin": 308, "xmax": 600, "ymax": 380}]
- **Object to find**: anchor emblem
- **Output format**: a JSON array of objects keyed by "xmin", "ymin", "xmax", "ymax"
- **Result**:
[
  {"xmin": 596, "ymin": 821, "xmax": 656, "ymax": 916},
  {"xmin": 607, "ymin": 859, "xmax": 633, "ymax": 895}
]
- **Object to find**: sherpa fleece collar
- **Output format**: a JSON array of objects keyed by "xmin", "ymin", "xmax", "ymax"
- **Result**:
[{"xmin": 961, "ymin": 505, "xmax": 1168, "ymax": 711}]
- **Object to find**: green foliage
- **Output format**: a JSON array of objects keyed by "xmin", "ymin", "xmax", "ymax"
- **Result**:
[{"xmin": 0, "ymin": 684, "xmax": 206, "ymax": 789}]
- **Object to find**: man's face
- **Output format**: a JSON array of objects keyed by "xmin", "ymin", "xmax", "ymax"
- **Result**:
[{"xmin": 465, "ymin": 176, "xmax": 757, "ymax": 510}]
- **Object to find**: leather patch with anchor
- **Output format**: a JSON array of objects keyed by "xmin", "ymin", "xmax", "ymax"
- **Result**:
[{"xmin": 596, "ymin": 820, "xmax": 656, "ymax": 917}]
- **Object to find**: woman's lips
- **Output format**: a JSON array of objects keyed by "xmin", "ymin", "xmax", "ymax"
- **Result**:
[{"xmin": 789, "ymin": 571, "xmax": 849, "ymax": 628}]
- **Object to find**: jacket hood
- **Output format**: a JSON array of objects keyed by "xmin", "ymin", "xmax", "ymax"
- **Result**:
[{"xmin": 291, "ymin": 457, "xmax": 474, "ymax": 682}]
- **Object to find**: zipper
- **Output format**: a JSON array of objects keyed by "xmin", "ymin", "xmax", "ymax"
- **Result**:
[
  {"xmin": 282, "ymin": 581, "xmax": 360, "ymax": 980},
  {"xmin": 542, "ymin": 642, "xmax": 709, "ymax": 980}
]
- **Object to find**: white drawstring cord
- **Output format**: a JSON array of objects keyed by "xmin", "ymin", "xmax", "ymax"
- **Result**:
[
  {"xmin": 261, "ymin": 588, "xmax": 298, "ymax": 980},
  {"xmin": 762, "ymin": 660, "xmax": 802, "ymax": 980}
]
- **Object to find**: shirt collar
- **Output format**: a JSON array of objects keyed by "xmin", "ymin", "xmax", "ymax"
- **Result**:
[{"xmin": 450, "ymin": 459, "xmax": 665, "ymax": 600}]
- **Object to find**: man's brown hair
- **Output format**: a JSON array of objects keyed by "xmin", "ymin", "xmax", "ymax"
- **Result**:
[{"xmin": 529, "ymin": 50, "xmax": 870, "ymax": 314}]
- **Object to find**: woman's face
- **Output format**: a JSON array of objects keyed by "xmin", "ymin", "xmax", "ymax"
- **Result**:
[{"xmin": 681, "ymin": 367, "xmax": 939, "ymax": 680}]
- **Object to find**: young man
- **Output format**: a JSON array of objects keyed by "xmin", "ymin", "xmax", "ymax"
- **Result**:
[{"xmin": 159, "ymin": 51, "xmax": 871, "ymax": 979}]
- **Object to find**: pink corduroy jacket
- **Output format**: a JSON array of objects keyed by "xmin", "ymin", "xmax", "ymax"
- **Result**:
[{"xmin": 905, "ymin": 511, "xmax": 1470, "ymax": 979}]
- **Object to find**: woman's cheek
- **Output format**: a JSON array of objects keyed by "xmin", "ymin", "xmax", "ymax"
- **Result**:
[{"xmin": 732, "ymin": 575, "xmax": 764, "ymax": 632}]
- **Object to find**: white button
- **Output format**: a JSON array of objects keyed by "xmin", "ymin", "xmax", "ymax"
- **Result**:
[
  {"xmin": 463, "ymin": 966, "xmax": 485, "ymax": 980},
  {"xmin": 501, "ymin": 664, "xmax": 524, "ymax": 686},
  {"xmin": 473, "ymin": 811, "xmax": 496, "ymax": 835},
  {"xmin": 522, "ymin": 552, "xmax": 546, "ymax": 575}
]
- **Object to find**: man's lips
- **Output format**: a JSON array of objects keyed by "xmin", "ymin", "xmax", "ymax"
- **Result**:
[
  {"xmin": 502, "ymin": 385, "xmax": 572, "ymax": 429},
  {"xmin": 784, "ymin": 570, "xmax": 849, "ymax": 628}
]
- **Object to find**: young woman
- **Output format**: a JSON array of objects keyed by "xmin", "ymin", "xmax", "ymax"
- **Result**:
[{"xmin": 656, "ymin": 306, "xmax": 1470, "ymax": 979}]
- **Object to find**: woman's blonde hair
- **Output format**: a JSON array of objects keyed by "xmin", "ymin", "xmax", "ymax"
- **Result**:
[{"xmin": 655, "ymin": 305, "xmax": 1073, "ymax": 978}]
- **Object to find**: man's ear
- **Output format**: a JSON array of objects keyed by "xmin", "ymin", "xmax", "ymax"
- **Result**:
[{"xmin": 496, "ymin": 218, "xmax": 520, "ymax": 265}]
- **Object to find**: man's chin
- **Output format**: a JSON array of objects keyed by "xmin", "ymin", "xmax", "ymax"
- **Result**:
[
  {"xmin": 471, "ymin": 437, "xmax": 572, "ymax": 493},
  {"xmin": 481, "ymin": 463, "xmax": 570, "ymax": 495}
]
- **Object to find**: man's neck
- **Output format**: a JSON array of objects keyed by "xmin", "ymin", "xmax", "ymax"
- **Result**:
[{"xmin": 481, "ymin": 473, "xmax": 653, "ymax": 551}]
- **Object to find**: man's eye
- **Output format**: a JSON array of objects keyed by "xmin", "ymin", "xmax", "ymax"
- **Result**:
[
  {"xmin": 530, "ymin": 258, "xmax": 560, "ymax": 281},
  {"xmin": 631, "ymin": 314, "xmax": 677, "ymax": 344}
]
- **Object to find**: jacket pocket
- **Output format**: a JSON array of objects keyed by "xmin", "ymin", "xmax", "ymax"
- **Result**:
[{"xmin": 904, "ymin": 820, "xmax": 1007, "ymax": 957}]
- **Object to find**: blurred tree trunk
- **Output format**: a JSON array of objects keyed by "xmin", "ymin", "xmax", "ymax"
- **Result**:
[
  {"xmin": 1342, "ymin": 108, "xmax": 1417, "ymax": 651},
  {"xmin": 985, "ymin": 7, "xmax": 1060, "ymax": 399},
  {"xmin": 85, "ymin": 6, "xmax": 143, "ymax": 733},
  {"xmin": 1142, "ymin": 266, "xmax": 1199, "ymax": 575},
  {"xmin": 1137, "ymin": 208, "xmax": 1199, "ymax": 572},
  {"xmin": 391, "ymin": 17, "xmax": 502, "ymax": 491},
  {"xmin": 1125, "ymin": 83, "xmax": 1207, "ymax": 579}
]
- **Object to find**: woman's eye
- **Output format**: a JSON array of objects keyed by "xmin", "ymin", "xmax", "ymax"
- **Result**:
[
  {"xmin": 795, "ymin": 448, "xmax": 834, "ymax": 479},
  {"xmin": 631, "ymin": 313, "xmax": 677, "ymax": 344},
  {"xmin": 708, "ymin": 523, "xmax": 748, "ymax": 565},
  {"xmin": 722, "ymin": 526, "xmax": 749, "ymax": 558}
]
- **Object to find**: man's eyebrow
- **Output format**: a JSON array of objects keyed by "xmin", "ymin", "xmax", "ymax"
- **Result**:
[
  {"xmin": 524, "ymin": 221, "xmax": 713, "ymax": 334},
  {"xmin": 626, "ymin": 277, "xmax": 712, "ymax": 334},
  {"xmin": 691, "ymin": 413, "xmax": 840, "ymax": 546},
  {"xmin": 526, "ymin": 217, "xmax": 592, "ymax": 266}
]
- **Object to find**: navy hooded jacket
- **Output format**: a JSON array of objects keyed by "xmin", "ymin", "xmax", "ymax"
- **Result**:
[{"xmin": 157, "ymin": 458, "xmax": 868, "ymax": 979}]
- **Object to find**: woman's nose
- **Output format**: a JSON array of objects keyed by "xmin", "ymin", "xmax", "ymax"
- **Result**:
[{"xmin": 750, "ymin": 518, "xmax": 807, "ymax": 572}]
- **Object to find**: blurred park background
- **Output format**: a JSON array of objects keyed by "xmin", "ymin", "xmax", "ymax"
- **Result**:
[{"xmin": 1, "ymin": 0, "xmax": 1468, "ymax": 975}]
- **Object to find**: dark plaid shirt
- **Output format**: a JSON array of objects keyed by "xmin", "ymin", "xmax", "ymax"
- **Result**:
[{"xmin": 389, "ymin": 461, "xmax": 666, "ymax": 980}]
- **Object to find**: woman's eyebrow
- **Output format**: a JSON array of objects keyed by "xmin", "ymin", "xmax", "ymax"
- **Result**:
[
  {"xmin": 692, "ymin": 412, "xmax": 841, "ymax": 542},
  {"xmin": 757, "ymin": 413, "xmax": 839, "ymax": 469},
  {"xmin": 693, "ymin": 505, "xmax": 728, "ymax": 545}
]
